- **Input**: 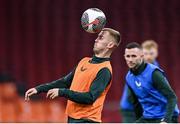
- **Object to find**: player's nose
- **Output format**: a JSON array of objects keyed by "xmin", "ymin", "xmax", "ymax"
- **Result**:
[
  {"xmin": 95, "ymin": 39, "xmax": 99, "ymax": 43},
  {"xmin": 128, "ymin": 57, "xmax": 133, "ymax": 61}
]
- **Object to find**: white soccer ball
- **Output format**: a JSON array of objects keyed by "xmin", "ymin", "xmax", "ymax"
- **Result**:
[{"xmin": 81, "ymin": 8, "xmax": 106, "ymax": 33}]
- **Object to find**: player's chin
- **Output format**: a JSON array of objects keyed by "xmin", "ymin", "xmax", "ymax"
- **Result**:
[
  {"xmin": 128, "ymin": 64, "xmax": 135, "ymax": 69},
  {"xmin": 93, "ymin": 47, "xmax": 98, "ymax": 53}
]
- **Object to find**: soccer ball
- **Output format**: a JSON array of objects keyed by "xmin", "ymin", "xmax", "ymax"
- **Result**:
[{"xmin": 81, "ymin": 8, "xmax": 106, "ymax": 33}]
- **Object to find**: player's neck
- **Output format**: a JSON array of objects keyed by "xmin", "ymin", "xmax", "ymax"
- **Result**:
[
  {"xmin": 94, "ymin": 49, "xmax": 112, "ymax": 58},
  {"xmin": 94, "ymin": 52, "xmax": 111, "ymax": 58},
  {"xmin": 131, "ymin": 61, "xmax": 146, "ymax": 75}
]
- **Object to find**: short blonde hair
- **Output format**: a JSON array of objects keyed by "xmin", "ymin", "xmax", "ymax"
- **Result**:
[
  {"xmin": 102, "ymin": 28, "xmax": 121, "ymax": 46},
  {"xmin": 142, "ymin": 40, "xmax": 158, "ymax": 50}
]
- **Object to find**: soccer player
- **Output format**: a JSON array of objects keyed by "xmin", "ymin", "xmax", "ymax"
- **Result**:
[
  {"xmin": 119, "ymin": 40, "xmax": 160, "ymax": 123},
  {"xmin": 124, "ymin": 42, "xmax": 179, "ymax": 123},
  {"xmin": 142, "ymin": 40, "xmax": 159, "ymax": 66},
  {"xmin": 25, "ymin": 28, "xmax": 121, "ymax": 123}
]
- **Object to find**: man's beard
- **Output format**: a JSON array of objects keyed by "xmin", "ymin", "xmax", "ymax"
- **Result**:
[{"xmin": 132, "ymin": 59, "xmax": 143, "ymax": 70}]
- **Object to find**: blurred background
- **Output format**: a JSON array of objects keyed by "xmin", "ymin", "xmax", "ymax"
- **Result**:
[{"xmin": 0, "ymin": 0, "xmax": 179, "ymax": 122}]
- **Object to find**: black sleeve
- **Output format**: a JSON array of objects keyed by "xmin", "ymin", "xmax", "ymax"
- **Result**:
[
  {"xmin": 35, "ymin": 68, "xmax": 75, "ymax": 93},
  {"xmin": 58, "ymin": 67, "xmax": 111, "ymax": 104},
  {"xmin": 152, "ymin": 69, "xmax": 177, "ymax": 122},
  {"xmin": 127, "ymin": 85, "xmax": 143, "ymax": 119}
]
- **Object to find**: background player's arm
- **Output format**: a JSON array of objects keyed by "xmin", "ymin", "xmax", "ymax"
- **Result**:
[
  {"xmin": 152, "ymin": 69, "xmax": 177, "ymax": 122},
  {"xmin": 55, "ymin": 67, "xmax": 111, "ymax": 104},
  {"xmin": 127, "ymin": 85, "xmax": 143, "ymax": 119},
  {"xmin": 35, "ymin": 68, "xmax": 75, "ymax": 93}
]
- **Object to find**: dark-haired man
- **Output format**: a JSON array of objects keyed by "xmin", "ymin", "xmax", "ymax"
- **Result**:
[
  {"xmin": 119, "ymin": 40, "xmax": 160, "ymax": 123},
  {"xmin": 124, "ymin": 42, "xmax": 179, "ymax": 123}
]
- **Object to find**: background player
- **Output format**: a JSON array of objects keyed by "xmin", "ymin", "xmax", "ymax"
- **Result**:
[
  {"xmin": 119, "ymin": 40, "xmax": 160, "ymax": 123},
  {"xmin": 142, "ymin": 40, "xmax": 159, "ymax": 66},
  {"xmin": 124, "ymin": 42, "xmax": 179, "ymax": 123}
]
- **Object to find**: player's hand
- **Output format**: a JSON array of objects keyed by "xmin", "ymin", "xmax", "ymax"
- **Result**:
[
  {"xmin": 160, "ymin": 118, "xmax": 168, "ymax": 124},
  {"xmin": 25, "ymin": 88, "xmax": 38, "ymax": 101},
  {"xmin": 46, "ymin": 88, "xmax": 59, "ymax": 99}
]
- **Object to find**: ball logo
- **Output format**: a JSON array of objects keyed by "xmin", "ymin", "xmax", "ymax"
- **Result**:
[{"xmin": 83, "ymin": 19, "xmax": 100, "ymax": 27}]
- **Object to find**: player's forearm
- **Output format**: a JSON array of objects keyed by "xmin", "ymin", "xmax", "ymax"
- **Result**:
[
  {"xmin": 127, "ymin": 86, "xmax": 143, "ymax": 119},
  {"xmin": 59, "ymin": 88, "xmax": 95, "ymax": 104},
  {"xmin": 35, "ymin": 69, "xmax": 75, "ymax": 93},
  {"xmin": 153, "ymin": 70, "xmax": 177, "ymax": 122},
  {"xmin": 159, "ymin": 81, "xmax": 177, "ymax": 122},
  {"xmin": 35, "ymin": 79, "xmax": 69, "ymax": 93},
  {"xmin": 164, "ymin": 96, "xmax": 177, "ymax": 122}
]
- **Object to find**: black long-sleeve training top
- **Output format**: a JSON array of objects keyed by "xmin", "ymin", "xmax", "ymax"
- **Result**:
[{"xmin": 35, "ymin": 55, "xmax": 112, "ymax": 104}]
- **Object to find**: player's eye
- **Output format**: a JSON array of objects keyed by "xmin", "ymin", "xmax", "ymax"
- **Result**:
[
  {"xmin": 99, "ymin": 36, "xmax": 103, "ymax": 39},
  {"xmin": 132, "ymin": 55, "xmax": 137, "ymax": 58},
  {"xmin": 150, "ymin": 53, "xmax": 154, "ymax": 55},
  {"xmin": 126, "ymin": 55, "xmax": 130, "ymax": 58}
]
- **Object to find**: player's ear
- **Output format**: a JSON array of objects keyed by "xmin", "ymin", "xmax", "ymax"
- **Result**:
[
  {"xmin": 141, "ymin": 52, "xmax": 144, "ymax": 58},
  {"xmin": 107, "ymin": 41, "xmax": 116, "ymax": 49}
]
